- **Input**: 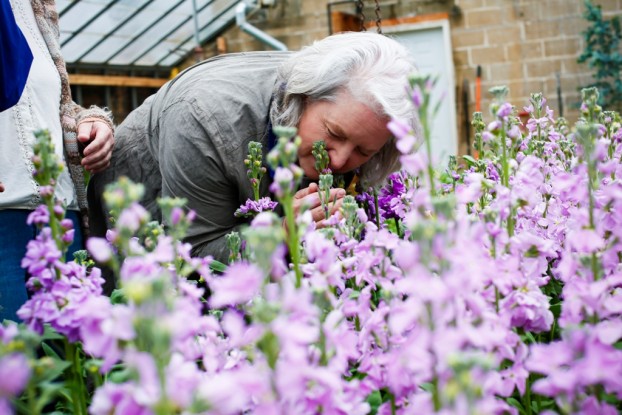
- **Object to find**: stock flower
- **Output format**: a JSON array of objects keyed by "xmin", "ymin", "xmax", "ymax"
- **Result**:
[
  {"xmin": 0, "ymin": 353, "xmax": 30, "ymax": 397},
  {"xmin": 235, "ymin": 197, "xmax": 278, "ymax": 218},
  {"xmin": 79, "ymin": 297, "xmax": 134, "ymax": 371},
  {"xmin": 377, "ymin": 172, "xmax": 409, "ymax": 220},
  {"xmin": 500, "ymin": 280, "xmax": 553, "ymax": 333},
  {"xmin": 116, "ymin": 202, "xmax": 149, "ymax": 233},
  {"xmin": 87, "ymin": 237, "xmax": 115, "ymax": 262},
  {"xmin": 270, "ymin": 167, "xmax": 294, "ymax": 198},
  {"xmin": 21, "ymin": 228, "xmax": 62, "ymax": 284},
  {"xmin": 209, "ymin": 261, "xmax": 264, "ymax": 308},
  {"xmin": 26, "ymin": 205, "xmax": 49, "ymax": 226},
  {"xmin": 90, "ymin": 382, "xmax": 152, "ymax": 415},
  {"xmin": 388, "ymin": 118, "xmax": 417, "ymax": 154}
]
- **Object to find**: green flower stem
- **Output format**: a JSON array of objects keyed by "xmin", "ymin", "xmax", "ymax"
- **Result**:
[
  {"xmin": 422, "ymin": 112, "xmax": 436, "ymax": 198},
  {"xmin": 282, "ymin": 195, "xmax": 302, "ymax": 287},
  {"xmin": 27, "ymin": 381, "xmax": 40, "ymax": 415},
  {"xmin": 500, "ymin": 122, "xmax": 515, "ymax": 238},
  {"xmin": 524, "ymin": 374, "xmax": 533, "ymax": 415},
  {"xmin": 586, "ymin": 155, "xmax": 600, "ymax": 281},
  {"xmin": 65, "ymin": 341, "xmax": 87, "ymax": 415},
  {"xmin": 373, "ymin": 189, "xmax": 380, "ymax": 229},
  {"xmin": 426, "ymin": 303, "xmax": 441, "ymax": 412}
]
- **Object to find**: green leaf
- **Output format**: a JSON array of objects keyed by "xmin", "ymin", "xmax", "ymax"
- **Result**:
[
  {"xmin": 506, "ymin": 397, "xmax": 527, "ymax": 415},
  {"xmin": 209, "ymin": 259, "xmax": 227, "ymax": 273},
  {"xmin": 107, "ymin": 366, "xmax": 133, "ymax": 384},
  {"xmin": 110, "ymin": 288, "xmax": 127, "ymax": 305},
  {"xmin": 41, "ymin": 342, "xmax": 62, "ymax": 360},
  {"xmin": 366, "ymin": 390, "xmax": 383, "ymax": 414},
  {"xmin": 257, "ymin": 331, "xmax": 280, "ymax": 370},
  {"xmin": 34, "ymin": 382, "xmax": 67, "ymax": 413},
  {"xmin": 462, "ymin": 155, "xmax": 478, "ymax": 167},
  {"xmin": 419, "ymin": 382, "xmax": 434, "ymax": 393},
  {"xmin": 42, "ymin": 325, "xmax": 64, "ymax": 341}
]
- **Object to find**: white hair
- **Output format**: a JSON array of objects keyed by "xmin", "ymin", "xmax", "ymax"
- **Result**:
[{"xmin": 270, "ymin": 31, "xmax": 422, "ymax": 187}]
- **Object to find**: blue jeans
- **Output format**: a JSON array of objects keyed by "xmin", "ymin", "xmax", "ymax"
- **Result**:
[{"xmin": 0, "ymin": 209, "xmax": 83, "ymax": 322}]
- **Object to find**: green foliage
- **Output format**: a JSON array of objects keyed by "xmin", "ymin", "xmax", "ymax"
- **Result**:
[{"xmin": 578, "ymin": 0, "xmax": 622, "ymax": 111}]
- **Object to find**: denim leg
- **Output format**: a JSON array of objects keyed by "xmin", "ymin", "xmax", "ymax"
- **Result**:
[
  {"xmin": 0, "ymin": 209, "xmax": 84, "ymax": 323},
  {"xmin": 0, "ymin": 210, "xmax": 33, "ymax": 322}
]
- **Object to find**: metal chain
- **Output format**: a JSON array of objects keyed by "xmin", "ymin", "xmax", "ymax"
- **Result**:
[
  {"xmin": 374, "ymin": 0, "xmax": 382, "ymax": 34},
  {"xmin": 356, "ymin": 0, "xmax": 366, "ymax": 32}
]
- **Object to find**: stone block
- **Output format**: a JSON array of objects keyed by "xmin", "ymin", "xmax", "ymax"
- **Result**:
[
  {"xmin": 486, "ymin": 26, "xmax": 523, "ymax": 45},
  {"xmin": 526, "ymin": 59, "xmax": 563, "ymax": 79},
  {"xmin": 489, "ymin": 62, "xmax": 525, "ymax": 82},
  {"xmin": 543, "ymin": 37, "xmax": 582, "ymax": 57},
  {"xmin": 465, "ymin": 8, "xmax": 500, "ymax": 28},
  {"xmin": 470, "ymin": 45, "xmax": 507, "ymax": 65},
  {"xmin": 452, "ymin": 29, "xmax": 486, "ymax": 49}
]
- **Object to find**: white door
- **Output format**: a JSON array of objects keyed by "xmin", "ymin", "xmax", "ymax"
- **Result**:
[{"xmin": 385, "ymin": 19, "xmax": 458, "ymax": 168}]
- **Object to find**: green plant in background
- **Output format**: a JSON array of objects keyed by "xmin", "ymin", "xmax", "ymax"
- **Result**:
[{"xmin": 578, "ymin": 0, "xmax": 622, "ymax": 111}]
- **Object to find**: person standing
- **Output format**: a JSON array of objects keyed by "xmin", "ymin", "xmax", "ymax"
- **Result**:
[{"xmin": 0, "ymin": 0, "xmax": 115, "ymax": 321}]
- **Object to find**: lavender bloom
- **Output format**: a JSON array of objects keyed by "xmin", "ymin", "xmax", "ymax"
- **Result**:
[
  {"xmin": 500, "ymin": 280, "xmax": 553, "ymax": 333},
  {"xmin": 79, "ymin": 297, "xmax": 134, "ymax": 372},
  {"xmin": 0, "ymin": 353, "xmax": 31, "ymax": 397},
  {"xmin": 526, "ymin": 329, "xmax": 622, "ymax": 402},
  {"xmin": 26, "ymin": 205, "xmax": 49, "ymax": 226},
  {"xmin": 355, "ymin": 190, "xmax": 376, "ymax": 221},
  {"xmin": 235, "ymin": 197, "xmax": 278, "ymax": 218},
  {"xmin": 388, "ymin": 118, "xmax": 417, "ymax": 154},
  {"xmin": 209, "ymin": 261, "xmax": 264, "ymax": 308},
  {"xmin": 87, "ymin": 237, "xmax": 115, "ymax": 263},
  {"xmin": 89, "ymin": 382, "xmax": 153, "ymax": 415},
  {"xmin": 377, "ymin": 172, "xmax": 409, "ymax": 221},
  {"xmin": 270, "ymin": 167, "xmax": 295, "ymax": 199},
  {"xmin": 116, "ymin": 202, "xmax": 150, "ymax": 233}
]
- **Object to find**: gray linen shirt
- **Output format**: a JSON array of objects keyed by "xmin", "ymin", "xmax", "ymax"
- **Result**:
[{"xmin": 89, "ymin": 52, "xmax": 290, "ymax": 262}]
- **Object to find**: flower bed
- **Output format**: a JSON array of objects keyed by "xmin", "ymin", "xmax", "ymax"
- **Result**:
[{"xmin": 1, "ymin": 80, "xmax": 621, "ymax": 415}]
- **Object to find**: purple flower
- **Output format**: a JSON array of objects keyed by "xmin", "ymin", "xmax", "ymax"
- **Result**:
[
  {"xmin": 79, "ymin": 297, "xmax": 134, "ymax": 371},
  {"xmin": 0, "ymin": 353, "xmax": 31, "ymax": 397},
  {"xmin": 567, "ymin": 228, "xmax": 604, "ymax": 254},
  {"xmin": 90, "ymin": 382, "xmax": 153, "ymax": 415},
  {"xmin": 116, "ymin": 202, "xmax": 149, "ymax": 233},
  {"xmin": 209, "ymin": 261, "xmax": 264, "ymax": 308},
  {"xmin": 500, "ymin": 280, "xmax": 553, "ymax": 333},
  {"xmin": 388, "ymin": 119, "xmax": 417, "ymax": 154},
  {"xmin": 87, "ymin": 237, "xmax": 115, "ymax": 262},
  {"xmin": 377, "ymin": 172, "xmax": 409, "ymax": 221},
  {"xmin": 411, "ymin": 85, "xmax": 423, "ymax": 108},
  {"xmin": 235, "ymin": 197, "xmax": 278, "ymax": 218},
  {"xmin": 26, "ymin": 205, "xmax": 49, "ymax": 226},
  {"xmin": 20, "ymin": 228, "xmax": 63, "ymax": 288},
  {"xmin": 496, "ymin": 102, "xmax": 513, "ymax": 119}
]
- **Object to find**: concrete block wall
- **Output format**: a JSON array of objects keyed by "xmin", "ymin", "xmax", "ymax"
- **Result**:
[
  {"xmin": 195, "ymin": 0, "xmax": 622, "ymax": 155},
  {"xmin": 450, "ymin": 0, "xmax": 621, "ymax": 154}
]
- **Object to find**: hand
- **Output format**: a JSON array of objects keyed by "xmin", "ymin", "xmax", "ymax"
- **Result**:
[
  {"xmin": 77, "ymin": 118, "xmax": 114, "ymax": 174},
  {"xmin": 292, "ymin": 182, "xmax": 346, "ymax": 228},
  {"xmin": 0, "ymin": 182, "xmax": 4, "ymax": 192}
]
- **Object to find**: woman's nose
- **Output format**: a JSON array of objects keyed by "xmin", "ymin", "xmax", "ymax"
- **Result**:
[{"xmin": 329, "ymin": 144, "xmax": 353, "ymax": 171}]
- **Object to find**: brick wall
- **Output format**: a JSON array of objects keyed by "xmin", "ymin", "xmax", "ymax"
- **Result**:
[
  {"xmin": 193, "ymin": 0, "xmax": 622, "ymax": 155},
  {"xmin": 450, "ymin": 0, "xmax": 621, "ymax": 154}
]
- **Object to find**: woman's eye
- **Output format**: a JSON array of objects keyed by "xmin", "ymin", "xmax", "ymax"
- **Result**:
[
  {"xmin": 327, "ymin": 127, "xmax": 344, "ymax": 141},
  {"xmin": 358, "ymin": 148, "xmax": 371, "ymax": 157}
]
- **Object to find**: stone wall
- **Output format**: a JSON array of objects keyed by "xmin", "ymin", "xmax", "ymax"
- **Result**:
[{"xmin": 191, "ymin": 0, "xmax": 621, "ymax": 155}]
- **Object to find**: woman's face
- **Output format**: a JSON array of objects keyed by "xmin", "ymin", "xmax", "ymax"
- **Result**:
[{"xmin": 296, "ymin": 91, "xmax": 391, "ymax": 181}]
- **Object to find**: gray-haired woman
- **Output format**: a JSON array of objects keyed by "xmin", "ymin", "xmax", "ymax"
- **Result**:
[{"xmin": 88, "ymin": 31, "xmax": 421, "ymax": 275}]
